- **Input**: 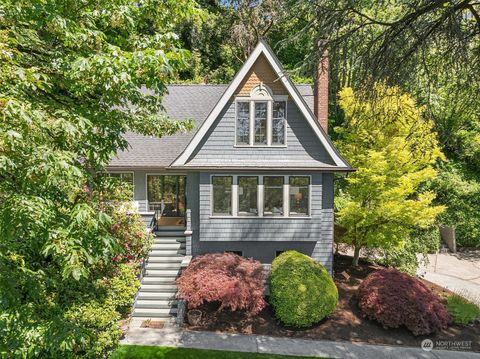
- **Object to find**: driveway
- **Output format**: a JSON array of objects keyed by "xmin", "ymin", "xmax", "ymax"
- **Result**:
[{"xmin": 418, "ymin": 250, "xmax": 480, "ymax": 304}]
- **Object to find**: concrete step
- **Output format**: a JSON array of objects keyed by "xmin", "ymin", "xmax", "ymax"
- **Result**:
[
  {"xmin": 145, "ymin": 262, "xmax": 182, "ymax": 270},
  {"xmin": 149, "ymin": 250, "xmax": 186, "ymax": 257},
  {"xmin": 135, "ymin": 300, "xmax": 177, "ymax": 309},
  {"xmin": 139, "ymin": 284, "xmax": 177, "ymax": 292},
  {"xmin": 132, "ymin": 308, "xmax": 178, "ymax": 318},
  {"xmin": 151, "ymin": 242, "xmax": 185, "ymax": 250},
  {"xmin": 138, "ymin": 291, "xmax": 177, "ymax": 300},
  {"xmin": 145, "ymin": 269, "xmax": 180, "ymax": 277},
  {"xmin": 142, "ymin": 277, "xmax": 176, "ymax": 285},
  {"xmin": 153, "ymin": 238, "xmax": 186, "ymax": 244},
  {"xmin": 155, "ymin": 231, "xmax": 186, "ymax": 237},
  {"xmin": 156, "ymin": 226, "xmax": 186, "ymax": 231},
  {"xmin": 147, "ymin": 256, "xmax": 183, "ymax": 263}
]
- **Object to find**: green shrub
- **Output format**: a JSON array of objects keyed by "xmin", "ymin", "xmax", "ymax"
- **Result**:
[
  {"xmin": 64, "ymin": 299, "xmax": 122, "ymax": 358},
  {"xmin": 446, "ymin": 295, "xmax": 480, "ymax": 325},
  {"xmin": 105, "ymin": 263, "xmax": 141, "ymax": 316},
  {"xmin": 269, "ymin": 251, "xmax": 338, "ymax": 327}
]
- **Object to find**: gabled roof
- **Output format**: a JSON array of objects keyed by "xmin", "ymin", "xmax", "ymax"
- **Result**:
[
  {"xmin": 171, "ymin": 39, "xmax": 351, "ymax": 170},
  {"xmin": 108, "ymin": 84, "xmax": 315, "ymax": 168}
]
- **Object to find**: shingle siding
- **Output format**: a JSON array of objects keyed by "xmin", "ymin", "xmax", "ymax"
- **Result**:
[
  {"xmin": 107, "ymin": 84, "xmax": 314, "ymax": 168},
  {"xmin": 193, "ymin": 172, "xmax": 334, "ymax": 271},
  {"xmin": 235, "ymin": 55, "xmax": 288, "ymax": 96},
  {"xmin": 186, "ymin": 100, "xmax": 335, "ymax": 167}
]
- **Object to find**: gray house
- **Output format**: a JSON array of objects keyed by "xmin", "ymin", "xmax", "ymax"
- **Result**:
[{"xmin": 107, "ymin": 40, "xmax": 353, "ymax": 318}]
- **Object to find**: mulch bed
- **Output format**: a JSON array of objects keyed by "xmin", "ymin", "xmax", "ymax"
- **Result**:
[{"xmin": 185, "ymin": 254, "xmax": 480, "ymax": 352}]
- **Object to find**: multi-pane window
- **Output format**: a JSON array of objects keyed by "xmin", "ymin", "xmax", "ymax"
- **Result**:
[
  {"xmin": 212, "ymin": 176, "xmax": 233, "ymax": 216},
  {"xmin": 236, "ymin": 102, "xmax": 250, "ymax": 145},
  {"xmin": 238, "ymin": 176, "xmax": 258, "ymax": 216},
  {"xmin": 147, "ymin": 175, "xmax": 186, "ymax": 214},
  {"xmin": 236, "ymin": 100, "xmax": 286, "ymax": 146},
  {"xmin": 272, "ymin": 101, "xmax": 286, "ymax": 145},
  {"xmin": 263, "ymin": 176, "xmax": 284, "ymax": 216},
  {"xmin": 211, "ymin": 175, "xmax": 310, "ymax": 218},
  {"xmin": 254, "ymin": 102, "xmax": 267, "ymax": 145},
  {"xmin": 289, "ymin": 176, "xmax": 310, "ymax": 216}
]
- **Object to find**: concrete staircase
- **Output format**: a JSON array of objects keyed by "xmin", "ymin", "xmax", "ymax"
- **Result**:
[{"xmin": 132, "ymin": 227, "xmax": 186, "ymax": 320}]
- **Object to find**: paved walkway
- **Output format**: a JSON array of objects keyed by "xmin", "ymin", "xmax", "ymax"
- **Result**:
[
  {"xmin": 123, "ymin": 320, "xmax": 480, "ymax": 359},
  {"xmin": 418, "ymin": 251, "xmax": 480, "ymax": 305}
]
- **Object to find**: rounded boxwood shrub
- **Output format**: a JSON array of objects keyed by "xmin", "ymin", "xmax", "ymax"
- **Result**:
[
  {"xmin": 269, "ymin": 251, "xmax": 338, "ymax": 327},
  {"xmin": 357, "ymin": 268, "xmax": 451, "ymax": 335}
]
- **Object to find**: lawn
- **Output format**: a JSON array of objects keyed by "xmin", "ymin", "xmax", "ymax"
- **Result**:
[{"xmin": 111, "ymin": 346, "xmax": 322, "ymax": 359}]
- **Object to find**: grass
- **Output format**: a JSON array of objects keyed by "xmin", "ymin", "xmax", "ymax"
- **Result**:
[
  {"xmin": 111, "ymin": 346, "xmax": 325, "ymax": 359},
  {"xmin": 446, "ymin": 294, "xmax": 480, "ymax": 325}
]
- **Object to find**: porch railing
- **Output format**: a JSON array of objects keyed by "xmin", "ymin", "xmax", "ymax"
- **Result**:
[
  {"xmin": 148, "ymin": 200, "xmax": 165, "ymax": 232},
  {"xmin": 184, "ymin": 208, "xmax": 192, "ymax": 256}
]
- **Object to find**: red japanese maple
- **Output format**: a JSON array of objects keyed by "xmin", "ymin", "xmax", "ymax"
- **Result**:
[
  {"xmin": 176, "ymin": 252, "xmax": 267, "ymax": 315},
  {"xmin": 358, "ymin": 268, "xmax": 451, "ymax": 335}
]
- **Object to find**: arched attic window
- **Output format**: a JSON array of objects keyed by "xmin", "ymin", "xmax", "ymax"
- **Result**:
[{"xmin": 235, "ymin": 83, "xmax": 287, "ymax": 146}]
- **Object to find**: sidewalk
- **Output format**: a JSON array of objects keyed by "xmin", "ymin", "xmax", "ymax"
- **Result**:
[
  {"xmin": 418, "ymin": 252, "xmax": 480, "ymax": 305},
  {"xmin": 123, "ymin": 320, "xmax": 480, "ymax": 359}
]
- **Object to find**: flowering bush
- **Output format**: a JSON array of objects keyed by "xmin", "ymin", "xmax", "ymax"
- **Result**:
[
  {"xmin": 357, "ymin": 268, "xmax": 451, "ymax": 335},
  {"xmin": 176, "ymin": 253, "xmax": 267, "ymax": 315},
  {"xmin": 106, "ymin": 201, "xmax": 153, "ymax": 265},
  {"xmin": 269, "ymin": 251, "xmax": 338, "ymax": 327}
]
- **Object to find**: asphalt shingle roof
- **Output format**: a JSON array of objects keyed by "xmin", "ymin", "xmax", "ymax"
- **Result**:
[{"xmin": 108, "ymin": 84, "xmax": 314, "ymax": 168}]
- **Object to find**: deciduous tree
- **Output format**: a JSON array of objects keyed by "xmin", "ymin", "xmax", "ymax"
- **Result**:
[{"xmin": 335, "ymin": 83, "xmax": 445, "ymax": 266}]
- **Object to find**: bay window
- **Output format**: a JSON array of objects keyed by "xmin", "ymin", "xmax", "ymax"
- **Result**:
[{"xmin": 212, "ymin": 176, "xmax": 233, "ymax": 216}]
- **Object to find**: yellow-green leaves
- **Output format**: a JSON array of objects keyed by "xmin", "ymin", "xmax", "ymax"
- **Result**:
[{"xmin": 335, "ymin": 83, "xmax": 445, "ymax": 259}]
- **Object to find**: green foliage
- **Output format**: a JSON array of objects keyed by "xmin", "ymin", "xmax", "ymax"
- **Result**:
[
  {"xmin": 446, "ymin": 295, "xmax": 480, "ymax": 325},
  {"xmin": 335, "ymin": 83, "xmax": 445, "ymax": 266},
  {"xmin": 428, "ymin": 163, "xmax": 480, "ymax": 247},
  {"xmin": 105, "ymin": 263, "xmax": 142, "ymax": 316},
  {"xmin": 64, "ymin": 300, "xmax": 122, "ymax": 358},
  {"xmin": 0, "ymin": 0, "xmax": 191, "ymax": 356},
  {"xmin": 269, "ymin": 251, "xmax": 338, "ymax": 328},
  {"xmin": 0, "ymin": 195, "xmax": 151, "ymax": 358},
  {"xmin": 380, "ymin": 227, "xmax": 440, "ymax": 275}
]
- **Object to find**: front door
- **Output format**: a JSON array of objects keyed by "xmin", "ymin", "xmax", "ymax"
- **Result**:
[{"xmin": 147, "ymin": 175, "xmax": 186, "ymax": 226}]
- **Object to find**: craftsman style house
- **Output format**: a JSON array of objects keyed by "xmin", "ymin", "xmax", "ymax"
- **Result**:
[
  {"xmin": 108, "ymin": 40, "xmax": 352, "ymax": 318},
  {"xmin": 107, "ymin": 39, "xmax": 352, "ymax": 277}
]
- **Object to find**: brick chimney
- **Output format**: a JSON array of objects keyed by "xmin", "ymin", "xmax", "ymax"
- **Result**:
[{"xmin": 314, "ymin": 50, "xmax": 329, "ymax": 133}]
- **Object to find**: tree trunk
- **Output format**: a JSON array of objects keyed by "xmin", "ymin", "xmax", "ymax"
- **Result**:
[{"xmin": 352, "ymin": 245, "xmax": 361, "ymax": 267}]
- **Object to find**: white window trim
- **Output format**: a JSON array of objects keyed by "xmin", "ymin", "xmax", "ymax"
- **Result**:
[
  {"xmin": 145, "ymin": 172, "xmax": 187, "ymax": 213},
  {"xmin": 172, "ymin": 40, "xmax": 351, "ymax": 169},
  {"xmin": 210, "ymin": 174, "xmax": 311, "ymax": 219},
  {"xmin": 234, "ymin": 95, "xmax": 288, "ymax": 148},
  {"xmin": 210, "ymin": 175, "xmax": 234, "ymax": 217}
]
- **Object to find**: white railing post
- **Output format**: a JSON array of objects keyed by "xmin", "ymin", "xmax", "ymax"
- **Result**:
[{"xmin": 184, "ymin": 209, "xmax": 192, "ymax": 256}]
